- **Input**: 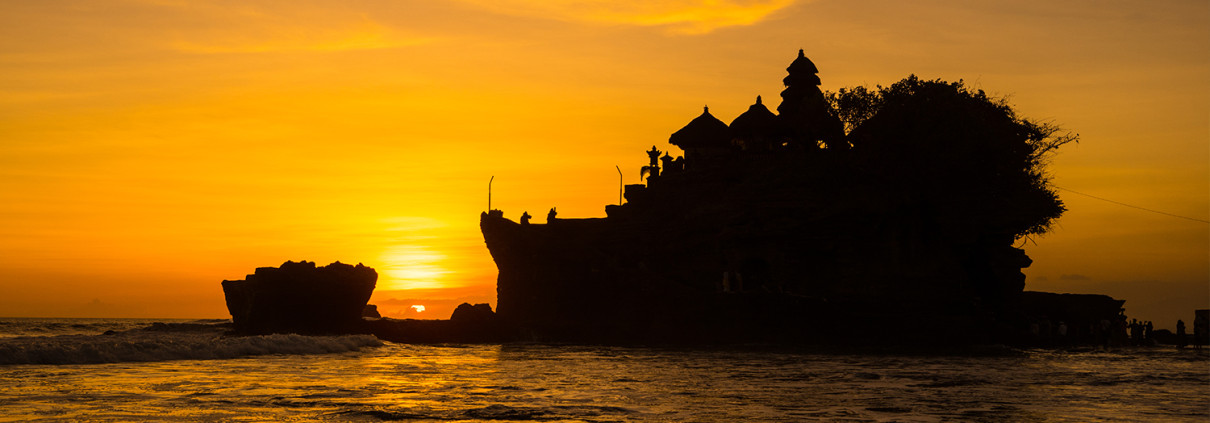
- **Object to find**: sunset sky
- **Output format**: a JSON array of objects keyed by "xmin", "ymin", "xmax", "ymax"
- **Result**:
[{"xmin": 2, "ymin": 0, "xmax": 1206, "ymax": 328}]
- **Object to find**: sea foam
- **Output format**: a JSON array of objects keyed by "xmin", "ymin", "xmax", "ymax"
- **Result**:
[{"xmin": 0, "ymin": 328, "xmax": 383, "ymax": 365}]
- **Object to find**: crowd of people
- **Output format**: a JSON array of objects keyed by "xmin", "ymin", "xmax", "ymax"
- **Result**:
[
  {"xmin": 1126, "ymin": 319, "xmax": 1155, "ymax": 346},
  {"xmin": 1174, "ymin": 314, "xmax": 1209, "ymax": 350},
  {"xmin": 1027, "ymin": 312, "xmax": 1208, "ymax": 349}
]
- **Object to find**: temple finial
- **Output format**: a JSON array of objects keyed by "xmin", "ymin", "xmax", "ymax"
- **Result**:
[
  {"xmin": 703, "ymin": 105, "xmax": 709, "ymax": 114},
  {"xmin": 755, "ymin": 95, "xmax": 762, "ymax": 105},
  {"xmin": 798, "ymin": 49, "xmax": 804, "ymax": 58}
]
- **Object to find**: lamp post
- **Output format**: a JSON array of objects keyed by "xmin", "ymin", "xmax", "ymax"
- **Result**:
[{"xmin": 615, "ymin": 165, "xmax": 622, "ymax": 205}]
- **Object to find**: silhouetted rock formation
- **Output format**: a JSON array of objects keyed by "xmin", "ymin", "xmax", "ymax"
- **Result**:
[
  {"xmin": 481, "ymin": 50, "xmax": 1112, "ymax": 346},
  {"xmin": 222, "ymin": 261, "xmax": 377, "ymax": 335},
  {"xmin": 219, "ymin": 261, "xmax": 514, "ymax": 342},
  {"xmin": 451, "ymin": 303, "xmax": 496, "ymax": 324}
]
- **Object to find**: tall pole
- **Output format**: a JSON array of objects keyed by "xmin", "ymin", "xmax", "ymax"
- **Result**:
[
  {"xmin": 615, "ymin": 165, "xmax": 622, "ymax": 205},
  {"xmin": 488, "ymin": 175, "xmax": 494, "ymax": 211}
]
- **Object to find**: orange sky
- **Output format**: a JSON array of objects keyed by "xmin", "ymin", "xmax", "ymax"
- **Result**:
[{"xmin": 1, "ymin": 0, "xmax": 1206, "ymax": 328}]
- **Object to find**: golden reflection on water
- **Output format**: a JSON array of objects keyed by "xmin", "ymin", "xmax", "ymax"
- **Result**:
[
  {"xmin": 2, "ymin": 342, "xmax": 1207, "ymax": 421},
  {"xmin": 351, "ymin": 344, "xmax": 504, "ymax": 409}
]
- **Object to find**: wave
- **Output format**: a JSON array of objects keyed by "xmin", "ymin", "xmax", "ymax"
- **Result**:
[
  {"xmin": 0, "ymin": 329, "xmax": 382, "ymax": 365},
  {"xmin": 0, "ymin": 318, "xmax": 176, "ymax": 338}
]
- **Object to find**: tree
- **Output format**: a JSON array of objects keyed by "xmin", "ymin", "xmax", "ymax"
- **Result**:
[
  {"xmin": 825, "ymin": 85, "xmax": 881, "ymax": 135},
  {"xmin": 837, "ymin": 76, "xmax": 1077, "ymax": 238}
]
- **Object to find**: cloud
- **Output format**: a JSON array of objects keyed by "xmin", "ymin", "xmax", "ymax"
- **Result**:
[
  {"xmin": 1059, "ymin": 274, "xmax": 1091, "ymax": 281},
  {"xmin": 452, "ymin": 0, "xmax": 799, "ymax": 34}
]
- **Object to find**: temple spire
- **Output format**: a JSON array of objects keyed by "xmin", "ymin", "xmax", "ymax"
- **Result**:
[{"xmin": 777, "ymin": 49, "xmax": 844, "ymax": 149}]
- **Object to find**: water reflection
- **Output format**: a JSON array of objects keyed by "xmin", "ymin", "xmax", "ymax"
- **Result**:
[{"xmin": 1, "ymin": 344, "xmax": 1206, "ymax": 421}]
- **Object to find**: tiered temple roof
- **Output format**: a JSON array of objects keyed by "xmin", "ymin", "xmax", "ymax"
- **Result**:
[
  {"xmin": 667, "ymin": 49, "xmax": 839, "ymax": 159},
  {"xmin": 729, "ymin": 96, "xmax": 782, "ymax": 151},
  {"xmin": 668, "ymin": 106, "xmax": 731, "ymax": 150}
]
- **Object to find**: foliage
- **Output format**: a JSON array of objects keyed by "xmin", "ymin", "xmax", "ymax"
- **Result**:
[
  {"xmin": 641, "ymin": 165, "xmax": 659, "ymax": 180},
  {"xmin": 825, "ymin": 85, "xmax": 881, "ymax": 135},
  {"xmin": 832, "ymin": 76, "xmax": 1077, "ymax": 238}
]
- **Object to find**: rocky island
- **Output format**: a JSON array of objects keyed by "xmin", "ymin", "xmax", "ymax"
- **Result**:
[{"xmin": 480, "ymin": 50, "xmax": 1125, "ymax": 346}]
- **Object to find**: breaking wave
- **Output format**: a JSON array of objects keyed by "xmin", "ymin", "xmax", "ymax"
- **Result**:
[{"xmin": 0, "ymin": 329, "xmax": 383, "ymax": 365}]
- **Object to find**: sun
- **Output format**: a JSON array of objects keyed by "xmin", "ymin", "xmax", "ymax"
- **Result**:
[{"xmin": 378, "ymin": 244, "xmax": 449, "ymax": 290}]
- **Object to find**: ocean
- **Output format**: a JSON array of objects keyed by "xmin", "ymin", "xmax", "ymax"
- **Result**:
[{"xmin": 0, "ymin": 318, "xmax": 1206, "ymax": 422}]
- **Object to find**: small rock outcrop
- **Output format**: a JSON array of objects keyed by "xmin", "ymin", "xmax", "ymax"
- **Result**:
[
  {"xmin": 368, "ymin": 303, "xmax": 507, "ymax": 343},
  {"xmin": 221, "ymin": 261, "xmax": 377, "ymax": 335},
  {"xmin": 450, "ymin": 303, "xmax": 496, "ymax": 324}
]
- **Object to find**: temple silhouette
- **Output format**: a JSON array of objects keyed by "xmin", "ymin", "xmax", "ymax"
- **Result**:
[{"xmin": 481, "ymin": 50, "xmax": 1121, "ymax": 345}]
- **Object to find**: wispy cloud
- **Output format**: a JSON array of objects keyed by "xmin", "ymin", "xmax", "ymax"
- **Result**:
[{"xmin": 453, "ymin": 0, "xmax": 799, "ymax": 34}]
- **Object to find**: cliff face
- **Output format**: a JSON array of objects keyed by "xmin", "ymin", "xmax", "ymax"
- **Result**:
[
  {"xmin": 480, "ymin": 154, "xmax": 1033, "ymax": 344},
  {"xmin": 481, "ymin": 212, "xmax": 644, "ymax": 341}
]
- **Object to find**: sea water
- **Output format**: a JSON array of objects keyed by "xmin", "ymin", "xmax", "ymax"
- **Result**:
[{"xmin": 1, "ymin": 318, "xmax": 1206, "ymax": 422}]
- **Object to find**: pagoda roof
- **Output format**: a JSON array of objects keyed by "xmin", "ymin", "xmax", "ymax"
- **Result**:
[
  {"xmin": 669, "ymin": 106, "xmax": 731, "ymax": 149},
  {"xmin": 786, "ymin": 49, "xmax": 819, "ymax": 74},
  {"xmin": 729, "ymin": 96, "xmax": 780, "ymax": 136}
]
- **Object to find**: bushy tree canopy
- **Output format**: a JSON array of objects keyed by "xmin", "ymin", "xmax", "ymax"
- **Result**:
[{"xmin": 828, "ymin": 76, "xmax": 1076, "ymax": 238}]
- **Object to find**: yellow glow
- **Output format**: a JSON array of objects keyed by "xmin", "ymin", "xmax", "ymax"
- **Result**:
[
  {"xmin": 149, "ymin": 1, "xmax": 437, "ymax": 53},
  {"xmin": 379, "ymin": 245, "xmax": 450, "ymax": 291},
  {"xmin": 410, "ymin": 305, "xmax": 426, "ymax": 313},
  {"xmin": 170, "ymin": 24, "xmax": 433, "ymax": 54},
  {"xmin": 0, "ymin": 1, "xmax": 1205, "ymax": 326}
]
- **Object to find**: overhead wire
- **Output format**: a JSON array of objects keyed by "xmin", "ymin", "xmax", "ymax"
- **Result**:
[{"xmin": 1053, "ymin": 185, "xmax": 1209, "ymax": 224}]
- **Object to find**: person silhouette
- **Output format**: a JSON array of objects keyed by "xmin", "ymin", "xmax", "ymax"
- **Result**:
[
  {"xmin": 1176, "ymin": 319, "xmax": 1187, "ymax": 348},
  {"xmin": 1057, "ymin": 321, "xmax": 1068, "ymax": 346},
  {"xmin": 547, "ymin": 207, "xmax": 557, "ymax": 223},
  {"xmin": 1194, "ymin": 314, "xmax": 1207, "ymax": 350},
  {"xmin": 520, "ymin": 211, "xmax": 531, "ymax": 225}
]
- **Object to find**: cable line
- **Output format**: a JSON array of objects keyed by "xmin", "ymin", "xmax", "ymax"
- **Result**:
[{"xmin": 1053, "ymin": 185, "xmax": 1209, "ymax": 224}]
